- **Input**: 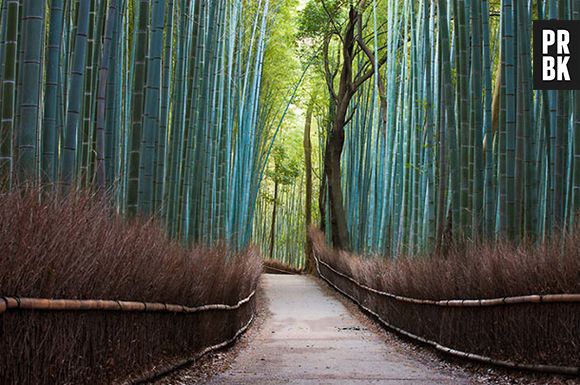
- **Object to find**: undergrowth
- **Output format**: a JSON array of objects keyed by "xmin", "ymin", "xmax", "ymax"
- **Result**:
[
  {"xmin": 0, "ymin": 187, "xmax": 261, "ymax": 385},
  {"xmin": 262, "ymin": 259, "xmax": 304, "ymax": 274},
  {"xmin": 0, "ymin": 187, "xmax": 261, "ymax": 305},
  {"xmin": 310, "ymin": 227, "xmax": 580, "ymax": 299}
]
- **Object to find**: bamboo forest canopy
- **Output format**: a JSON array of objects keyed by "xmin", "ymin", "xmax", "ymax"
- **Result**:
[
  {"xmin": 287, "ymin": 0, "xmax": 579, "ymax": 256},
  {"xmin": 0, "ymin": 0, "xmax": 293, "ymax": 250},
  {"xmin": 0, "ymin": 0, "xmax": 579, "ymax": 260}
]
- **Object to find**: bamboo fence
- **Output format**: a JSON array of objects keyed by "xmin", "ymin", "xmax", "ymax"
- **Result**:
[
  {"xmin": 127, "ymin": 313, "xmax": 255, "ymax": 384},
  {"xmin": 0, "ymin": 290, "xmax": 257, "ymax": 384},
  {"xmin": 313, "ymin": 252, "xmax": 580, "ymax": 376},
  {"xmin": 0, "ymin": 291, "xmax": 255, "ymax": 315}
]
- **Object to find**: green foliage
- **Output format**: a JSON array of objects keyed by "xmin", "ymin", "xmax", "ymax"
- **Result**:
[
  {"xmin": 0, "ymin": 0, "xmax": 278, "ymax": 250},
  {"xmin": 2, "ymin": 0, "xmax": 577, "ymax": 261},
  {"xmin": 268, "ymin": 142, "xmax": 301, "ymax": 186},
  {"xmin": 272, "ymin": 0, "xmax": 579, "ymax": 257},
  {"xmin": 297, "ymin": 0, "xmax": 345, "ymax": 41}
]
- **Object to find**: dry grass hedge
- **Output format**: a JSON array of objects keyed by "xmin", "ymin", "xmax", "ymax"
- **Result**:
[
  {"xmin": 0, "ymin": 188, "xmax": 261, "ymax": 384},
  {"xmin": 262, "ymin": 259, "xmax": 304, "ymax": 275},
  {"xmin": 310, "ymin": 228, "xmax": 580, "ymax": 300},
  {"xmin": 311, "ymin": 228, "xmax": 580, "ymax": 368}
]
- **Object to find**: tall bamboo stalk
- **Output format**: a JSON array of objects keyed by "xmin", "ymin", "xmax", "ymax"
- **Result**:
[
  {"xmin": 0, "ymin": 0, "xmax": 19, "ymax": 189},
  {"xmin": 62, "ymin": 0, "xmax": 90, "ymax": 187},
  {"xmin": 16, "ymin": 0, "xmax": 44, "ymax": 182},
  {"xmin": 42, "ymin": 0, "xmax": 64, "ymax": 185}
]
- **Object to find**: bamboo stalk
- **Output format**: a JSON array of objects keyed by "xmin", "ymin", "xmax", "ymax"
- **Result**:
[
  {"xmin": 95, "ymin": 0, "xmax": 118, "ymax": 188},
  {"xmin": 16, "ymin": 0, "xmax": 45, "ymax": 183},
  {"xmin": 0, "ymin": 0, "xmax": 19, "ymax": 189},
  {"xmin": 61, "ymin": 0, "xmax": 90, "ymax": 187},
  {"xmin": 42, "ymin": 0, "xmax": 64, "ymax": 185}
]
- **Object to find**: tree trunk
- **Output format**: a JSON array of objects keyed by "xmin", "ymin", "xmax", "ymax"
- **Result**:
[
  {"xmin": 319, "ymin": 163, "xmax": 327, "ymax": 232},
  {"xmin": 319, "ymin": 100, "xmax": 334, "ymax": 233},
  {"xmin": 321, "ymin": 7, "xmax": 359, "ymax": 251},
  {"xmin": 325, "ymin": 125, "xmax": 350, "ymax": 250},
  {"xmin": 303, "ymin": 101, "xmax": 314, "ymax": 273},
  {"xmin": 268, "ymin": 180, "xmax": 279, "ymax": 260}
]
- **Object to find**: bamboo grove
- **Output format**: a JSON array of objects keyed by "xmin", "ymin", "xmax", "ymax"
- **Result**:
[
  {"xmin": 1, "ymin": 0, "xmax": 578, "ymax": 261},
  {"xmin": 305, "ymin": 0, "xmax": 580, "ymax": 255},
  {"xmin": 0, "ymin": 0, "xmax": 280, "ymax": 249},
  {"xmin": 252, "ymin": 117, "xmax": 323, "ymax": 268}
]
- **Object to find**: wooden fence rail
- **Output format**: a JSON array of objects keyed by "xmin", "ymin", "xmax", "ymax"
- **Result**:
[
  {"xmin": 0, "ymin": 289, "xmax": 257, "ymax": 384},
  {"xmin": 0, "ymin": 290, "xmax": 255, "ymax": 314},
  {"xmin": 313, "ymin": 252, "xmax": 580, "ymax": 376},
  {"xmin": 316, "ymin": 258, "xmax": 580, "ymax": 306}
]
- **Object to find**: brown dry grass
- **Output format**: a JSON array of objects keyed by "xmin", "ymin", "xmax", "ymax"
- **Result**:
[
  {"xmin": 310, "ymin": 227, "xmax": 580, "ymax": 300},
  {"xmin": 262, "ymin": 259, "xmax": 304, "ymax": 274},
  {"xmin": 0, "ymin": 187, "xmax": 261, "ymax": 305},
  {"xmin": 0, "ymin": 187, "xmax": 261, "ymax": 385},
  {"xmin": 311, "ymin": 228, "xmax": 580, "ymax": 368}
]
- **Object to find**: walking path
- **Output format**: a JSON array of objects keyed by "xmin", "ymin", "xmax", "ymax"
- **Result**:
[{"xmin": 207, "ymin": 274, "xmax": 471, "ymax": 384}]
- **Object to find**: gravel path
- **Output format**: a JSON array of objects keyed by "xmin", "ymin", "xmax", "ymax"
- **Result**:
[{"xmin": 205, "ymin": 274, "xmax": 472, "ymax": 385}]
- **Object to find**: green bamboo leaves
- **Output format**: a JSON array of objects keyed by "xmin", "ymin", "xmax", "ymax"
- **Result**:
[
  {"xmin": 331, "ymin": 0, "xmax": 579, "ymax": 256},
  {"xmin": 0, "ymin": 0, "xmax": 276, "ymax": 250},
  {"xmin": 2, "ymin": 0, "xmax": 577, "ymax": 257}
]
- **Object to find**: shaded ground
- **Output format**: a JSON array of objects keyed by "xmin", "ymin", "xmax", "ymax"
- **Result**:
[
  {"xmin": 157, "ymin": 274, "xmax": 577, "ymax": 385},
  {"xmin": 205, "ymin": 274, "xmax": 470, "ymax": 384},
  {"xmin": 153, "ymin": 282, "xmax": 272, "ymax": 385},
  {"xmin": 313, "ymin": 276, "xmax": 577, "ymax": 385}
]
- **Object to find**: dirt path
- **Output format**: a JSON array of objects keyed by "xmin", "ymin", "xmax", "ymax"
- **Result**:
[{"xmin": 206, "ymin": 274, "xmax": 472, "ymax": 384}]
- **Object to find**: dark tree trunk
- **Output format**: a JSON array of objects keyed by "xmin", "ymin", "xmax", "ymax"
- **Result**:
[
  {"xmin": 268, "ymin": 180, "xmax": 279, "ymax": 260},
  {"xmin": 322, "ymin": 7, "xmax": 357, "ymax": 250},
  {"xmin": 320, "ymin": 5, "xmax": 387, "ymax": 251},
  {"xmin": 318, "ymin": 163, "xmax": 327, "ymax": 232},
  {"xmin": 319, "ymin": 98, "xmax": 334, "ymax": 234},
  {"xmin": 304, "ymin": 101, "xmax": 315, "ymax": 273},
  {"xmin": 325, "ymin": 121, "xmax": 349, "ymax": 250}
]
